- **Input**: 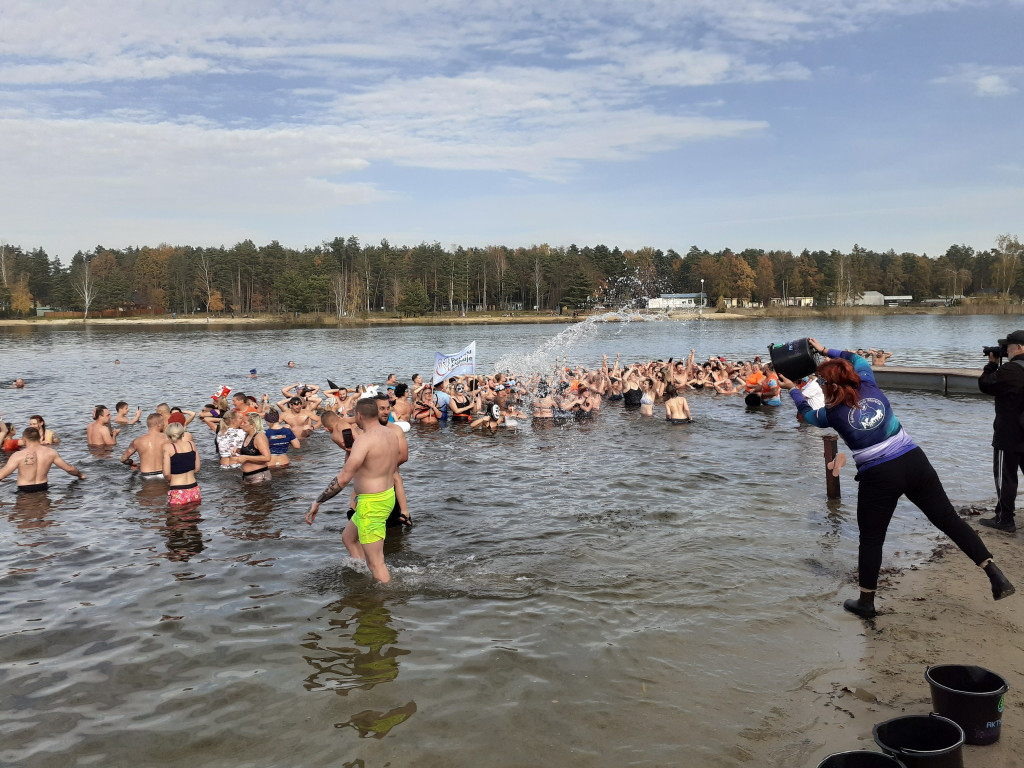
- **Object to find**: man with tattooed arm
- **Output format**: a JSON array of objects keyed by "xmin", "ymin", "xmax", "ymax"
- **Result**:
[{"xmin": 305, "ymin": 398, "xmax": 402, "ymax": 583}]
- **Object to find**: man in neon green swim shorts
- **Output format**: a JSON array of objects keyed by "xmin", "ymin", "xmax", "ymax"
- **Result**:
[{"xmin": 306, "ymin": 398, "xmax": 402, "ymax": 583}]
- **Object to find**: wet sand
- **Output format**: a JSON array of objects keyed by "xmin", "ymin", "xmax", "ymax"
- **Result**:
[{"xmin": 752, "ymin": 516, "xmax": 1024, "ymax": 767}]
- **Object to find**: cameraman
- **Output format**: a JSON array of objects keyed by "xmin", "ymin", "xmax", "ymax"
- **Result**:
[{"xmin": 978, "ymin": 330, "xmax": 1024, "ymax": 533}]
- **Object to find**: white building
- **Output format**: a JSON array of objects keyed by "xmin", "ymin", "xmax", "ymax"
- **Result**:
[
  {"xmin": 647, "ymin": 293, "xmax": 706, "ymax": 310},
  {"xmin": 855, "ymin": 291, "xmax": 885, "ymax": 306},
  {"xmin": 770, "ymin": 296, "xmax": 814, "ymax": 307}
]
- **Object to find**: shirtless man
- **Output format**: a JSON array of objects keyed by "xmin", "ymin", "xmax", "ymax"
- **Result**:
[
  {"xmin": 376, "ymin": 396, "xmax": 410, "ymax": 466},
  {"xmin": 277, "ymin": 396, "xmax": 316, "ymax": 437},
  {"xmin": 306, "ymin": 398, "xmax": 402, "ymax": 583},
  {"xmin": 113, "ymin": 401, "xmax": 141, "ymax": 427},
  {"xmin": 120, "ymin": 413, "xmax": 169, "ymax": 478},
  {"xmin": 321, "ymin": 410, "xmax": 360, "ymax": 453},
  {"xmin": 11, "ymin": 378, "xmax": 25, "ymax": 389},
  {"xmin": 869, "ymin": 348, "xmax": 893, "ymax": 367},
  {"xmin": 0, "ymin": 428, "xmax": 86, "ymax": 491},
  {"xmin": 86, "ymin": 405, "xmax": 120, "ymax": 446}
]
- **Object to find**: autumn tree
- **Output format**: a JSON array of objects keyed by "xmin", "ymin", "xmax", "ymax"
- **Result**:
[{"xmin": 9, "ymin": 274, "xmax": 32, "ymax": 315}]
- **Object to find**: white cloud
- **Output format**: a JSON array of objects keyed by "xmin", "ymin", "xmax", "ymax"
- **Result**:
[
  {"xmin": 934, "ymin": 63, "xmax": 1023, "ymax": 96},
  {"xmin": 0, "ymin": 0, "xmax": 1014, "ymax": 256}
]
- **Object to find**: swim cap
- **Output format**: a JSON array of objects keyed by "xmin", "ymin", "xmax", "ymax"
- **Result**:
[
  {"xmin": 167, "ymin": 412, "xmax": 186, "ymax": 425},
  {"xmin": 250, "ymin": 369, "xmax": 257, "ymax": 374}
]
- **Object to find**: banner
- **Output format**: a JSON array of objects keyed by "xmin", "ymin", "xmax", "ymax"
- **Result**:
[{"xmin": 433, "ymin": 341, "xmax": 476, "ymax": 384}]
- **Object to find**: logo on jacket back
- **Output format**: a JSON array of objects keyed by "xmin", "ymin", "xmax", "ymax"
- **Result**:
[{"xmin": 849, "ymin": 398, "xmax": 886, "ymax": 430}]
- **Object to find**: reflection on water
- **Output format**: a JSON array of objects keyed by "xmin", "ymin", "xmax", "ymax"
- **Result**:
[
  {"xmin": 303, "ymin": 593, "xmax": 417, "ymax": 740},
  {"xmin": 164, "ymin": 505, "xmax": 204, "ymax": 562},
  {"xmin": 5, "ymin": 491, "xmax": 57, "ymax": 531},
  {"xmin": 338, "ymin": 701, "xmax": 417, "ymax": 739},
  {"xmin": 302, "ymin": 595, "xmax": 410, "ymax": 695}
]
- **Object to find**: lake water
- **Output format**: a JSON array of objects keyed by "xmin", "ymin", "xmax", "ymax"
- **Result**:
[{"xmin": 0, "ymin": 314, "xmax": 1016, "ymax": 767}]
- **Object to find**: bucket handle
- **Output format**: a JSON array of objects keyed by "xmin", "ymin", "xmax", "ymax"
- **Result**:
[{"xmin": 881, "ymin": 714, "xmax": 963, "ymax": 758}]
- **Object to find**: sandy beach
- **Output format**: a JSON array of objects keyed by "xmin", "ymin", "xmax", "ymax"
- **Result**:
[{"xmin": 750, "ymin": 512, "xmax": 1024, "ymax": 767}]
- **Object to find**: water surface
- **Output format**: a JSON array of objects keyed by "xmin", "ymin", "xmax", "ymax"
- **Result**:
[{"xmin": 0, "ymin": 315, "xmax": 1011, "ymax": 767}]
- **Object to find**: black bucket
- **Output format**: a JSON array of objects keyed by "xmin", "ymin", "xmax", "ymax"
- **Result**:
[
  {"xmin": 873, "ymin": 714, "xmax": 964, "ymax": 768},
  {"xmin": 926, "ymin": 664, "xmax": 1008, "ymax": 746},
  {"xmin": 816, "ymin": 750, "xmax": 908, "ymax": 767},
  {"xmin": 768, "ymin": 338, "xmax": 819, "ymax": 381}
]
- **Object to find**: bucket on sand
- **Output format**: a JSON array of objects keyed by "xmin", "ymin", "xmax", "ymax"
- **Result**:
[
  {"xmin": 768, "ymin": 338, "xmax": 819, "ymax": 381},
  {"xmin": 872, "ymin": 713, "xmax": 964, "ymax": 768},
  {"xmin": 926, "ymin": 664, "xmax": 1008, "ymax": 746},
  {"xmin": 816, "ymin": 750, "xmax": 908, "ymax": 767}
]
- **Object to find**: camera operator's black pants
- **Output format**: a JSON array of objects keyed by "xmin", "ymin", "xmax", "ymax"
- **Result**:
[
  {"xmin": 856, "ymin": 447, "xmax": 992, "ymax": 591},
  {"xmin": 993, "ymin": 448, "xmax": 1024, "ymax": 522}
]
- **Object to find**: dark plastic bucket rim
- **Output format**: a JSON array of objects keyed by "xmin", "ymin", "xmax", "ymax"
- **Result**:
[
  {"xmin": 873, "ymin": 713, "xmax": 965, "ymax": 758},
  {"xmin": 925, "ymin": 664, "xmax": 1009, "ymax": 697},
  {"xmin": 815, "ymin": 749, "xmax": 908, "ymax": 767}
]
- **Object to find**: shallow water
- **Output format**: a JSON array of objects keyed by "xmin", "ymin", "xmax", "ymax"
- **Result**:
[{"xmin": 0, "ymin": 315, "xmax": 1012, "ymax": 767}]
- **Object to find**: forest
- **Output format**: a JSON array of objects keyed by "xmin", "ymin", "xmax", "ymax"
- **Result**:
[{"xmin": 0, "ymin": 234, "xmax": 1020, "ymax": 318}]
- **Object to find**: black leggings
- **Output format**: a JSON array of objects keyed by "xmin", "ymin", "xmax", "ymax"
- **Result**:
[{"xmin": 856, "ymin": 447, "xmax": 992, "ymax": 591}]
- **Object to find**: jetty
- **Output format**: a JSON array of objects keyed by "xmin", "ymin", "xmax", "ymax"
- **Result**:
[{"xmin": 872, "ymin": 366, "xmax": 986, "ymax": 396}]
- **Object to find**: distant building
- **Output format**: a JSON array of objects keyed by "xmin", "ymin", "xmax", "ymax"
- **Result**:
[
  {"xmin": 854, "ymin": 291, "xmax": 885, "ymax": 306},
  {"xmin": 718, "ymin": 297, "xmax": 762, "ymax": 309},
  {"xmin": 883, "ymin": 295, "xmax": 913, "ymax": 306},
  {"xmin": 647, "ymin": 292, "xmax": 706, "ymax": 310},
  {"xmin": 770, "ymin": 296, "xmax": 814, "ymax": 307}
]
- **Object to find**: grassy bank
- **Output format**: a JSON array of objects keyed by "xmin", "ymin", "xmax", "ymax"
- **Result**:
[{"xmin": 0, "ymin": 302, "xmax": 1021, "ymax": 329}]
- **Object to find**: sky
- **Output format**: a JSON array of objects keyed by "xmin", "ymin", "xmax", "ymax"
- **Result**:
[{"xmin": 1, "ymin": 0, "xmax": 1022, "ymax": 262}]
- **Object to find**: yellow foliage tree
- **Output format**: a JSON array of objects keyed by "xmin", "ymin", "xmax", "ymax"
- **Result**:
[
  {"xmin": 10, "ymin": 274, "xmax": 33, "ymax": 315},
  {"xmin": 209, "ymin": 289, "xmax": 225, "ymax": 312}
]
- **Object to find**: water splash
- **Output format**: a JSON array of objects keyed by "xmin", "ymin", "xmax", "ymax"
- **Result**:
[{"xmin": 492, "ymin": 308, "xmax": 658, "ymax": 379}]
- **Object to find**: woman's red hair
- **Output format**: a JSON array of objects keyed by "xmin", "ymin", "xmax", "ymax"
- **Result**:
[{"xmin": 817, "ymin": 358, "xmax": 861, "ymax": 409}]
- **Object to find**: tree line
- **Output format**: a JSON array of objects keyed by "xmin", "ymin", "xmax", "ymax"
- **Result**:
[{"xmin": 0, "ymin": 234, "xmax": 1021, "ymax": 318}]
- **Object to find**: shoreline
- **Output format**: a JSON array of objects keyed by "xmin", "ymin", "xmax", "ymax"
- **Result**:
[
  {"xmin": 749, "ymin": 511, "xmax": 1024, "ymax": 767},
  {"xmin": 0, "ymin": 303, "xmax": 1021, "ymax": 329}
]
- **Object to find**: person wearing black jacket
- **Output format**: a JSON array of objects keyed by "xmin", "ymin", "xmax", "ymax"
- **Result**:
[{"xmin": 978, "ymin": 329, "xmax": 1024, "ymax": 533}]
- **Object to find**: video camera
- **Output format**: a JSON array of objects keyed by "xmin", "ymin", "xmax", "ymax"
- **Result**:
[{"xmin": 983, "ymin": 344, "xmax": 1008, "ymax": 358}]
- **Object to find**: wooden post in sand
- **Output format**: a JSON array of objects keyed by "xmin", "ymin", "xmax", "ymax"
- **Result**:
[{"xmin": 823, "ymin": 434, "xmax": 841, "ymax": 499}]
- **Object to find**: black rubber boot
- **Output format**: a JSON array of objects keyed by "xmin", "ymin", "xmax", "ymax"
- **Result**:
[
  {"xmin": 980, "ymin": 516, "xmax": 1016, "ymax": 533},
  {"xmin": 843, "ymin": 591, "xmax": 876, "ymax": 619},
  {"xmin": 985, "ymin": 562, "xmax": 1016, "ymax": 601}
]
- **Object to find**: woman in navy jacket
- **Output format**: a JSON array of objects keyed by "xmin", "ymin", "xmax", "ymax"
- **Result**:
[{"xmin": 780, "ymin": 338, "xmax": 1014, "ymax": 619}]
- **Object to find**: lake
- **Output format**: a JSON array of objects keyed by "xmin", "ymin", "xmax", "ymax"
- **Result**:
[{"xmin": 0, "ymin": 313, "xmax": 1014, "ymax": 767}]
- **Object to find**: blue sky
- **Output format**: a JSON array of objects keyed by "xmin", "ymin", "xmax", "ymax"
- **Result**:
[{"xmin": 1, "ymin": 0, "xmax": 1021, "ymax": 261}]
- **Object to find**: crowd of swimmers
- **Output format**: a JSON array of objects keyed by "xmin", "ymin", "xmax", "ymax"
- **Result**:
[
  {"xmin": 0, "ymin": 347, "xmax": 859, "ymax": 490},
  {"xmin": 0, "ymin": 348, "xmax": 889, "ymax": 579}
]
